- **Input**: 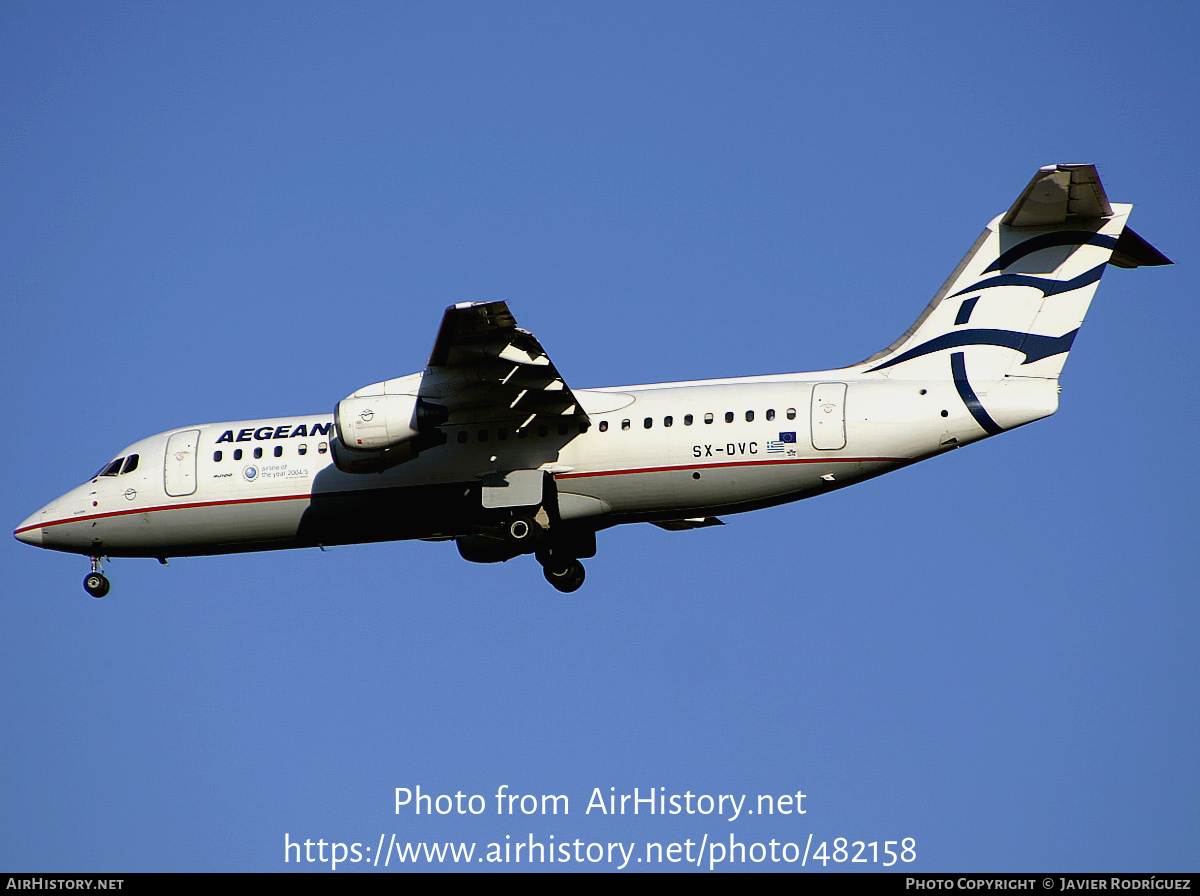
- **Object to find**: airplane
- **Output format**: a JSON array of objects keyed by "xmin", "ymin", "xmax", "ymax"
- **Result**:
[{"xmin": 14, "ymin": 164, "xmax": 1170, "ymax": 597}]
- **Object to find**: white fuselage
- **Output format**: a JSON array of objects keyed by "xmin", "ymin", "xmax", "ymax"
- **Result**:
[
  {"xmin": 13, "ymin": 368, "xmax": 1054, "ymax": 559},
  {"xmin": 15, "ymin": 165, "xmax": 1166, "ymax": 597}
]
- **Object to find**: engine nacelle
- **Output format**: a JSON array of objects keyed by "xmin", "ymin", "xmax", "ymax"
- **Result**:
[
  {"xmin": 456, "ymin": 536, "xmax": 522, "ymax": 565},
  {"xmin": 331, "ymin": 381, "xmax": 448, "ymax": 473},
  {"xmin": 329, "ymin": 433, "xmax": 420, "ymax": 474},
  {"xmin": 337, "ymin": 394, "xmax": 417, "ymax": 451},
  {"xmin": 336, "ymin": 393, "xmax": 448, "ymax": 449}
]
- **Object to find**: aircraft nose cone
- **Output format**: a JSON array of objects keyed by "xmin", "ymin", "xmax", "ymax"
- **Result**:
[
  {"xmin": 14, "ymin": 502, "xmax": 55, "ymax": 547},
  {"xmin": 14, "ymin": 517, "xmax": 43, "ymax": 546}
]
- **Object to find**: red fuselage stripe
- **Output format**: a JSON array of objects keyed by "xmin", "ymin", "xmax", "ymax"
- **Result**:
[
  {"xmin": 18, "ymin": 455, "xmax": 905, "ymax": 533},
  {"xmin": 17, "ymin": 493, "xmax": 313, "ymax": 534},
  {"xmin": 555, "ymin": 455, "xmax": 904, "ymax": 479}
]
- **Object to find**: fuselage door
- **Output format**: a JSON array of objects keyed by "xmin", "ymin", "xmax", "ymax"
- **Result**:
[
  {"xmin": 810, "ymin": 383, "xmax": 847, "ymax": 450},
  {"xmin": 164, "ymin": 429, "xmax": 201, "ymax": 497}
]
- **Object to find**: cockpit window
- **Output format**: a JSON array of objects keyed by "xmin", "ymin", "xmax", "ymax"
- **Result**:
[
  {"xmin": 93, "ymin": 454, "xmax": 140, "ymax": 479},
  {"xmin": 95, "ymin": 458, "xmax": 124, "ymax": 478}
]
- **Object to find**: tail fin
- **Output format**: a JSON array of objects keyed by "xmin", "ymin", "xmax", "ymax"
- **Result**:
[{"xmin": 860, "ymin": 164, "xmax": 1169, "ymax": 389}]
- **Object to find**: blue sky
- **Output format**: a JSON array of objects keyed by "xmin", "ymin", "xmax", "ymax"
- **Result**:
[{"xmin": 2, "ymin": 1, "xmax": 1197, "ymax": 872}]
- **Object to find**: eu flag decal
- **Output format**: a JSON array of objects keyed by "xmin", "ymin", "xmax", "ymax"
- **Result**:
[{"xmin": 767, "ymin": 432, "xmax": 798, "ymax": 455}]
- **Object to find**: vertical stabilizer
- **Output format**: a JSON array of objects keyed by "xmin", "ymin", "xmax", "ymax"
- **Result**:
[{"xmin": 860, "ymin": 165, "xmax": 1167, "ymax": 393}]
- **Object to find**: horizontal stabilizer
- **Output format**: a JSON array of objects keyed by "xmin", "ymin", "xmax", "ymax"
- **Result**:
[
  {"xmin": 1110, "ymin": 227, "xmax": 1172, "ymax": 268},
  {"xmin": 1002, "ymin": 164, "xmax": 1111, "ymax": 227}
]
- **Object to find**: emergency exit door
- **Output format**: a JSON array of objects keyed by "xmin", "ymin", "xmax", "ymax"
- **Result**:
[{"xmin": 810, "ymin": 383, "xmax": 847, "ymax": 450}]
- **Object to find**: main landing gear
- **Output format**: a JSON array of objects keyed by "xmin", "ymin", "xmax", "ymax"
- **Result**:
[
  {"xmin": 541, "ymin": 555, "xmax": 586, "ymax": 593},
  {"xmin": 500, "ymin": 511, "xmax": 587, "ymax": 593},
  {"xmin": 500, "ymin": 514, "xmax": 585, "ymax": 592},
  {"xmin": 536, "ymin": 545, "xmax": 586, "ymax": 593},
  {"xmin": 504, "ymin": 515, "xmax": 542, "ymax": 550},
  {"xmin": 83, "ymin": 557, "xmax": 110, "ymax": 598}
]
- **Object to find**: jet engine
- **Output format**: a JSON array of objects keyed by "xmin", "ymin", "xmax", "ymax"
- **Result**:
[
  {"xmin": 456, "ymin": 536, "xmax": 522, "ymax": 564},
  {"xmin": 337, "ymin": 393, "xmax": 430, "ymax": 451},
  {"xmin": 332, "ymin": 381, "xmax": 448, "ymax": 473}
]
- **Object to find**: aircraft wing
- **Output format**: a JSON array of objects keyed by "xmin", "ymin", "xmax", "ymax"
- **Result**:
[{"xmin": 419, "ymin": 301, "xmax": 590, "ymax": 431}]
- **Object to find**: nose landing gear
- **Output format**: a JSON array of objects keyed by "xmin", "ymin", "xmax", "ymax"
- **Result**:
[{"xmin": 83, "ymin": 557, "xmax": 110, "ymax": 598}]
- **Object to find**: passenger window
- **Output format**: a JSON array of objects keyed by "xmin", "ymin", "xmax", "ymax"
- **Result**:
[
  {"xmin": 253, "ymin": 447, "xmax": 263, "ymax": 460},
  {"xmin": 318, "ymin": 442, "xmax": 328, "ymax": 454},
  {"xmin": 498, "ymin": 429, "xmax": 508, "ymax": 441},
  {"xmin": 558, "ymin": 422, "xmax": 569, "ymax": 436},
  {"xmin": 274, "ymin": 445, "xmax": 283, "ymax": 458},
  {"xmin": 578, "ymin": 422, "xmax": 589, "ymax": 433},
  {"xmin": 787, "ymin": 408, "xmax": 797, "ymax": 420},
  {"xmin": 234, "ymin": 449, "xmax": 243, "ymax": 461},
  {"xmin": 664, "ymin": 416, "xmax": 673, "ymax": 427},
  {"xmin": 477, "ymin": 430, "xmax": 488, "ymax": 442},
  {"xmin": 724, "ymin": 412, "xmax": 734, "ymax": 423},
  {"xmin": 213, "ymin": 451, "xmax": 223, "ymax": 462},
  {"xmin": 457, "ymin": 431, "xmax": 468, "ymax": 443},
  {"xmin": 704, "ymin": 413, "xmax": 713, "ymax": 424},
  {"xmin": 644, "ymin": 417, "xmax": 652, "ymax": 429},
  {"xmin": 745, "ymin": 411, "xmax": 754, "ymax": 422},
  {"xmin": 298, "ymin": 444, "xmax": 308, "ymax": 456},
  {"xmin": 538, "ymin": 424, "xmax": 549, "ymax": 437},
  {"xmin": 766, "ymin": 409, "xmax": 775, "ymax": 421},
  {"xmin": 684, "ymin": 414, "xmax": 694, "ymax": 425},
  {"xmin": 621, "ymin": 420, "xmax": 630, "ymax": 430},
  {"xmin": 599, "ymin": 421, "xmax": 609, "ymax": 432}
]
